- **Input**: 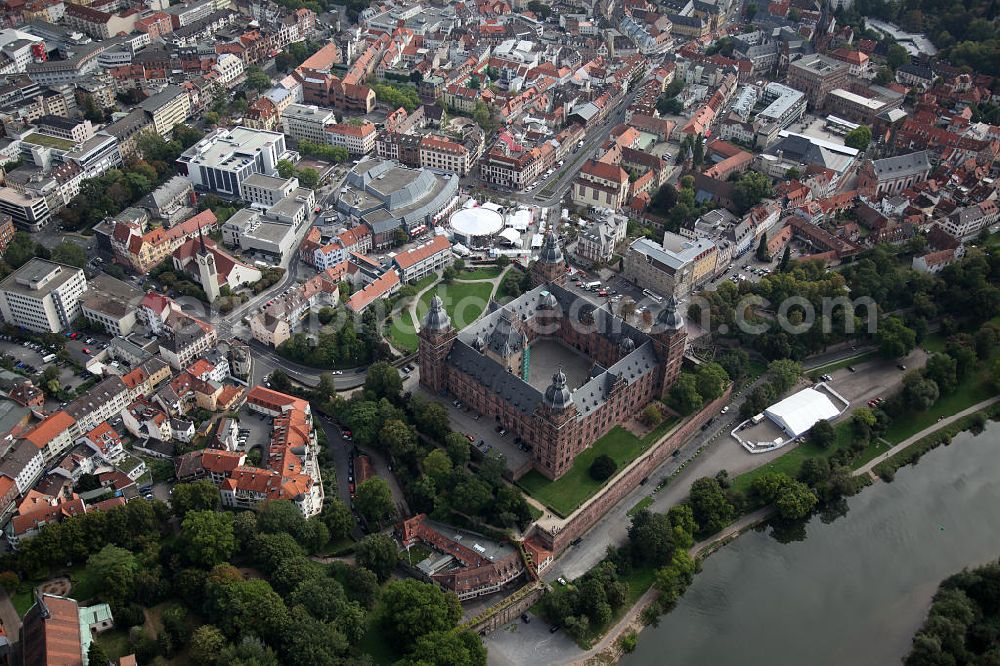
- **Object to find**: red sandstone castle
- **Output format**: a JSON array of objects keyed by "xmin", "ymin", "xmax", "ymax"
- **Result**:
[{"xmin": 418, "ymin": 232, "xmax": 686, "ymax": 480}]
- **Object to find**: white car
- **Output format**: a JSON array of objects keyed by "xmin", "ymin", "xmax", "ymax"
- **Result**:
[{"xmin": 721, "ymin": 405, "xmax": 730, "ymax": 414}]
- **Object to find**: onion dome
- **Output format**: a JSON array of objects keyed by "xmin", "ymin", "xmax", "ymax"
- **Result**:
[
  {"xmin": 543, "ymin": 367, "xmax": 573, "ymax": 410},
  {"xmin": 423, "ymin": 294, "xmax": 451, "ymax": 332}
]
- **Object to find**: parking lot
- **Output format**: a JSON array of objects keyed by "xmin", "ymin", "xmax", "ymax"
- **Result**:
[
  {"xmin": 414, "ymin": 383, "xmax": 533, "ymax": 473},
  {"xmin": 822, "ymin": 347, "xmax": 928, "ymax": 407}
]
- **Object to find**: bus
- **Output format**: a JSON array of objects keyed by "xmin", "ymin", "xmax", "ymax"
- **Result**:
[
  {"xmin": 584, "ymin": 281, "xmax": 601, "ymax": 291},
  {"xmin": 642, "ymin": 288, "xmax": 663, "ymax": 303}
]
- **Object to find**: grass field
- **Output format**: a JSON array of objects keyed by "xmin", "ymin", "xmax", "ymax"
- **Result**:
[
  {"xmin": 386, "ymin": 278, "xmax": 497, "ymax": 352},
  {"xmin": 460, "ymin": 266, "xmax": 502, "ymax": 280},
  {"xmin": 882, "ymin": 368, "xmax": 994, "ymax": 444},
  {"xmin": 731, "ymin": 421, "xmax": 855, "ymax": 494},
  {"xmin": 627, "ymin": 496, "xmax": 654, "ymax": 517},
  {"xmin": 519, "ymin": 419, "xmax": 678, "ymax": 517}
]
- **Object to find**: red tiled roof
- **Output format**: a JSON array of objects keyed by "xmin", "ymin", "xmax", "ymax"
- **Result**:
[
  {"xmin": 393, "ymin": 235, "xmax": 452, "ymax": 270},
  {"xmin": 22, "ymin": 411, "xmax": 75, "ymax": 450}
]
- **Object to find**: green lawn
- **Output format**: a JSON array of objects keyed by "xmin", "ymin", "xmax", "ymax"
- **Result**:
[
  {"xmin": 882, "ymin": 371, "xmax": 994, "ymax": 444},
  {"xmin": 518, "ymin": 419, "xmax": 678, "ymax": 517},
  {"xmin": 627, "ymin": 496, "xmax": 654, "ymax": 517},
  {"xmin": 460, "ymin": 266, "xmax": 502, "ymax": 280},
  {"xmin": 386, "ymin": 280, "xmax": 496, "ymax": 353},
  {"xmin": 23, "ymin": 132, "xmax": 76, "ymax": 150},
  {"xmin": 11, "ymin": 585, "xmax": 35, "ymax": 616},
  {"xmin": 732, "ymin": 421, "xmax": 855, "ymax": 494},
  {"xmin": 417, "ymin": 281, "xmax": 495, "ymax": 330}
]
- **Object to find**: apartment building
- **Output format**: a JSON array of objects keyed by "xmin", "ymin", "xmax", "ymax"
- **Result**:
[
  {"xmin": 391, "ymin": 235, "xmax": 453, "ymax": 283},
  {"xmin": 20, "ymin": 410, "xmax": 75, "ymax": 463},
  {"xmin": 280, "ymin": 103, "xmax": 337, "ymax": 143},
  {"xmin": 624, "ymin": 234, "xmax": 716, "ymax": 298},
  {"xmin": 239, "ymin": 173, "xmax": 298, "ymax": 208},
  {"xmin": 326, "ymin": 121, "xmax": 377, "ymax": 156},
  {"xmin": 0, "ymin": 186, "xmax": 50, "ymax": 231},
  {"xmin": 80, "ymin": 272, "xmax": 143, "ymax": 336},
  {"xmin": 787, "ymin": 54, "xmax": 850, "ymax": 109},
  {"xmin": 0, "ymin": 259, "xmax": 86, "ymax": 333},
  {"xmin": 419, "ymin": 135, "xmax": 470, "ymax": 176},
  {"xmin": 138, "ymin": 84, "xmax": 192, "ymax": 138},
  {"xmin": 572, "ymin": 159, "xmax": 630, "ymax": 211}
]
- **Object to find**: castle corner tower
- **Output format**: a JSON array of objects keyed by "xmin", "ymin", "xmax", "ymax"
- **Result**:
[
  {"xmin": 418, "ymin": 294, "xmax": 456, "ymax": 393},
  {"xmin": 531, "ymin": 230, "xmax": 568, "ymax": 287},
  {"xmin": 651, "ymin": 296, "xmax": 687, "ymax": 399}
]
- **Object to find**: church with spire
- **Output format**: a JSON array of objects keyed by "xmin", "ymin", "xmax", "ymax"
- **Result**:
[
  {"xmin": 172, "ymin": 226, "xmax": 263, "ymax": 303},
  {"xmin": 418, "ymin": 233, "xmax": 687, "ymax": 481}
]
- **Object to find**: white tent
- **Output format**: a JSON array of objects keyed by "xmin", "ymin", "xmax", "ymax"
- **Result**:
[
  {"xmin": 498, "ymin": 228, "xmax": 522, "ymax": 245},
  {"xmin": 764, "ymin": 387, "xmax": 841, "ymax": 437}
]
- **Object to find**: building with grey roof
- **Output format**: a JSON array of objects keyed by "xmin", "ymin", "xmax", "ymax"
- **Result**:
[
  {"xmin": 0, "ymin": 258, "xmax": 86, "ymax": 333},
  {"xmin": 418, "ymin": 240, "xmax": 686, "ymax": 481},
  {"xmin": 335, "ymin": 158, "xmax": 459, "ymax": 249}
]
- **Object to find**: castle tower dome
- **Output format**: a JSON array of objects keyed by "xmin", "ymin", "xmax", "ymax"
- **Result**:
[
  {"xmin": 422, "ymin": 294, "xmax": 451, "ymax": 332},
  {"xmin": 542, "ymin": 366, "xmax": 573, "ymax": 410}
]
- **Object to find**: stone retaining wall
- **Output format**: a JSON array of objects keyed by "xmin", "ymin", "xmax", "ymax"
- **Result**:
[{"xmin": 530, "ymin": 387, "xmax": 733, "ymax": 555}]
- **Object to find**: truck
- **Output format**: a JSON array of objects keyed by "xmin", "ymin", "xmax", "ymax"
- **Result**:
[
  {"xmin": 584, "ymin": 281, "xmax": 601, "ymax": 291},
  {"xmin": 751, "ymin": 413, "xmax": 766, "ymax": 424},
  {"xmin": 42, "ymin": 353, "xmax": 57, "ymax": 363}
]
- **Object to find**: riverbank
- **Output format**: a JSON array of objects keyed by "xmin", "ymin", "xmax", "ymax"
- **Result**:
[{"xmin": 583, "ymin": 398, "xmax": 1000, "ymax": 664}]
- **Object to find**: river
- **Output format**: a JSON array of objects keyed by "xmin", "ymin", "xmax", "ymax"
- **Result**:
[{"xmin": 624, "ymin": 422, "xmax": 1000, "ymax": 666}]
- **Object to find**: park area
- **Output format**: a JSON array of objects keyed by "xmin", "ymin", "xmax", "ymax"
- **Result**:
[
  {"xmin": 386, "ymin": 278, "xmax": 496, "ymax": 353},
  {"xmin": 518, "ymin": 418, "xmax": 679, "ymax": 517}
]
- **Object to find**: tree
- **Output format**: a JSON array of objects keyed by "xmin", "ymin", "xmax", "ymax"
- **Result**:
[
  {"xmin": 180, "ymin": 510, "xmax": 236, "ymax": 568},
  {"xmin": 88, "ymin": 641, "xmax": 110, "ymax": 666},
  {"xmin": 380, "ymin": 419, "xmax": 418, "ymax": 462},
  {"xmin": 767, "ymin": 359, "xmax": 802, "ymax": 395},
  {"xmin": 756, "ymin": 235, "xmax": 770, "ymax": 262},
  {"xmin": 356, "ymin": 533, "xmax": 399, "ymax": 582},
  {"xmin": 421, "ymin": 449, "xmax": 453, "ymax": 487},
  {"xmin": 404, "ymin": 630, "xmax": 486, "ymax": 666},
  {"xmin": 924, "ymin": 354, "xmax": 958, "ymax": 394},
  {"xmin": 641, "ymin": 404, "xmax": 663, "ymax": 427},
  {"xmin": 87, "ymin": 544, "xmax": 138, "ymax": 604},
  {"xmin": 3, "ymin": 232, "xmax": 41, "ymax": 268},
  {"xmin": 876, "ymin": 316, "xmax": 917, "ymax": 358},
  {"xmin": 354, "ymin": 478, "xmax": 395, "ymax": 527},
  {"xmin": 779, "ymin": 246, "xmax": 791, "ymax": 271},
  {"xmin": 589, "ymin": 454, "xmax": 618, "ymax": 481},
  {"xmin": 773, "ymin": 479, "xmax": 818, "ymax": 520},
  {"xmin": 51, "ymin": 241, "xmax": 87, "ymax": 268},
  {"xmin": 321, "ymin": 498, "xmax": 355, "ymax": 541},
  {"xmin": 627, "ymin": 509, "xmax": 677, "ymax": 566},
  {"xmin": 217, "ymin": 636, "xmax": 280, "ymax": 666},
  {"xmin": 688, "ymin": 477, "xmax": 734, "ymax": 534},
  {"xmin": 414, "ymin": 401, "xmax": 450, "ymax": 440},
  {"xmin": 785, "ymin": 167, "xmax": 800, "ymax": 180},
  {"xmin": 844, "ymin": 125, "xmax": 872, "ymax": 151},
  {"xmin": 256, "ymin": 500, "xmax": 308, "ymax": 541},
  {"xmin": 443, "ymin": 431, "xmax": 471, "ymax": 467},
  {"xmin": 365, "ymin": 361, "xmax": 403, "ymax": 401},
  {"xmin": 733, "ymin": 171, "xmax": 773, "ymax": 213},
  {"xmin": 695, "ymin": 362, "xmax": 729, "ymax": 401},
  {"xmin": 667, "ymin": 372, "xmax": 703, "ymax": 415},
  {"xmin": 245, "ymin": 67, "xmax": 271, "ymax": 90},
  {"xmin": 171, "ymin": 480, "xmax": 221, "ymax": 518},
  {"xmin": 472, "ymin": 100, "xmax": 495, "ymax": 134},
  {"xmin": 807, "ymin": 419, "xmax": 836, "ymax": 449},
  {"xmin": 903, "ymin": 375, "xmax": 940, "ymax": 411},
  {"xmin": 0, "ymin": 571, "xmax": 19, "ymax": 593},
  {"xmin": 189, "ymin": 625, "xmax": 226, "ymax": 665},
  {"xmin": 377, "ymin": 579, "xmax": 462, "ymax": 651},
  {"xmin": 296, "ymin": 167, "xmax": 320, "ymax": 189},
  {"xmin": 887, "ymin": 43, "xmax": 910, "ymax": 70},
  {"xmin": 276, "ymin": 160, "xmax": 296, "ymax": 179}
]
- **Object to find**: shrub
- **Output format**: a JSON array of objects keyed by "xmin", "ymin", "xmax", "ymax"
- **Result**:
[{"xmin": 589, "ymin": 454, "xmax": 617, "ymax": 481}]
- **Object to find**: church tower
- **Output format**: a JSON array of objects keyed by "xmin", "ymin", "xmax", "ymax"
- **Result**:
[
  {"xmin": 196, "ymin": 227, "xmax": 220, "ymax": 303},
  {"xmin": 418, "ymin": 295, "xmax": 456, "ymax": 394},
  {"xmin": 531, "ymin": 230, "xmax": 568, "ymax": 287},
  {"xmin": 651, "ymin": 296, "xmax": 687, "ymax": 400}
]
